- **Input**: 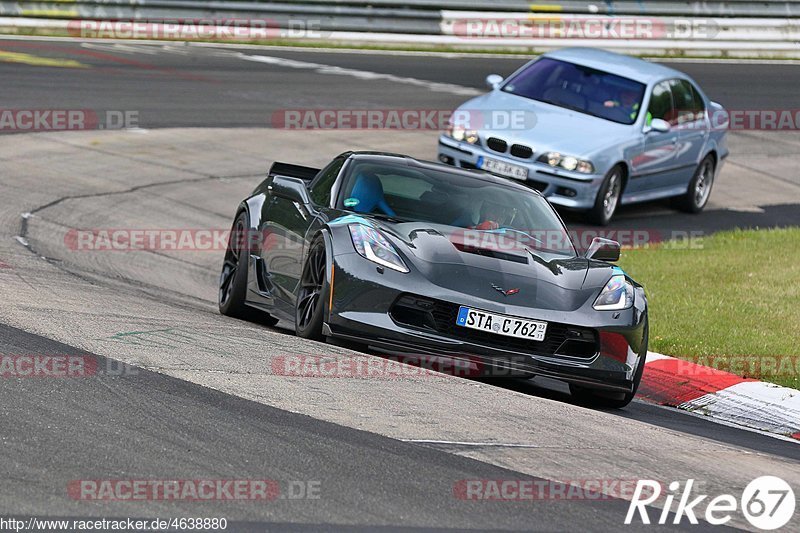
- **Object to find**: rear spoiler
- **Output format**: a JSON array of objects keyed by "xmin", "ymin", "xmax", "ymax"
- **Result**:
[{"xmin": 268, "ymin": 161, "xmax": 320, "ymax": 181}]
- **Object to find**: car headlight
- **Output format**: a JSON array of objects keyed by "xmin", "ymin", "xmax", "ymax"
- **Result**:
[
  {"xmin": 446, "ymin": 125, "xmax": 479, "ymax": 145},
  {"xmin": 593, "ymin": 275, "xmax": 634, "ymax": 311},
  {"xmin": 538, "ymin": 152, "xmax": 594, "ymax": 174},
  {"xmin": 348, "ymin": 224, "xmax": 409, "ymax": 273}
]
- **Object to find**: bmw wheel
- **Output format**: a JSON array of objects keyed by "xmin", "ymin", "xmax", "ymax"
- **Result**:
[
  {"xmin": 675, "ymin": 154, "xmax": 715, "ymax": 213},
  {"xmin": 587, "ymin": 165, "xmax": 624, "ymax": 226}
]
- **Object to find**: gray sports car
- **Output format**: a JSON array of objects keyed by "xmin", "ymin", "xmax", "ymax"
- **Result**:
[
  {"xmin": 219, "ymin": 152, "xmax": 649, "ymax": 408},
  {"xmin": 438, "ymin": 47, "xmax": 729, "ymax": 225}
]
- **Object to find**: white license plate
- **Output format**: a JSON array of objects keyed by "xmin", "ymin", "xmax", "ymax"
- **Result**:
[
  {"xmin": 456, "ymin": 306, "xmax": 547, "ymax": 342},
  {"xmin": 477, "ymin": 156, "xmax": 528, "ymax": 181}
]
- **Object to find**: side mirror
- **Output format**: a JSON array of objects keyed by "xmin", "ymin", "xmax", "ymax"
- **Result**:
[
  {"xmin": 646, "ymin": 118, "xmax": 671, "ymax": 133},
  {"xmin": 485, "ymin": 74, "xmax": 503, "ymax": 90},
  {"xmin": 269, "ymin": 175, "xmax": 311, "ymax": 204},
  {"xmin": 585, "ymin": 237, "xmax": 620, "ymax": 262}
]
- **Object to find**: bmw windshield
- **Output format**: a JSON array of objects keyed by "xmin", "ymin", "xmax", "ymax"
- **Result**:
[
  {"xmin": 337, "ymin": 160, "xmax": 577, "ymax": 257},
  {"xmin": 502, "ymin": 57, "xmax": 646, "ymax": 125}
]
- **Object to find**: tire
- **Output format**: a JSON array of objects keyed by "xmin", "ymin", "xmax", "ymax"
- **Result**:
[
  {"xmin": 295, "ymin": 237, "xmax": 328, "ymax": 341},
  {"xmin": 569, "ymin": 319, "xmax": 648, "ymax": 409},
  {"xmin": 219, "ymin": 211, "xmax": 278, "ymax": 325},
  {"xmin": 587, "ymin": 165, "xmax": 624, "ymax": 226},
  {"xmin": 673, "ymin": 154, "xmax": 716, "ymax": 213}
]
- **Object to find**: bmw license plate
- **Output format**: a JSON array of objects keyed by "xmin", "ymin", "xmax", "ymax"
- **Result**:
[
  {"xmin": 477, "ymin": 156, "xmax": 528, "ymax": 181},
  {"xmin": 456, "ymin": 306, "xmax": 547, "ymax": 342}
]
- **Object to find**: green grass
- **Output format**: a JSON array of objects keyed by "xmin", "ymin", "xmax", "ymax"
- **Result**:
[{"xmin": 618, "ymin": 228, "xmax": 800, "ymax": 389}]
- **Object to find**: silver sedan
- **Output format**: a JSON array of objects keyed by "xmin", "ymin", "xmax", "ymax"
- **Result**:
[{"xmin": 438, "ymin": 47, "xmax": 729, "ymax": 225}]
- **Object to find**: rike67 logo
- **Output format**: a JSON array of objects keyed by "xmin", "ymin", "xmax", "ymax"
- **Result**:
[{"xmin": 626, "ymin": 477, "xmax": 795, "ymax": 530}]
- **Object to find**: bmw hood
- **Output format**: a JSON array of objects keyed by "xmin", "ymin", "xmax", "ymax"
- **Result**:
[
  {"xmin": 379, "ymin": 221, "xmax": 615, "ymax": 312},
  {"xmin": 457, "ymin": 91, "xmax": 632, "ymax": 157}
]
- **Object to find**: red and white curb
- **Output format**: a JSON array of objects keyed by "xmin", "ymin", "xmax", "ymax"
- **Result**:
[{"xmin": 638, "ymin": 352, "xmax": 800, "ymax": 441}]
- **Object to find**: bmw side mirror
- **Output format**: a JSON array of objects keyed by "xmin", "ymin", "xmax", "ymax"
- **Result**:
[
  {"xmin": 485, "ymin": 74, "xmax": 503, "ymax": 90},
  {"xmin": 268, "ymin": 175, "xmax": 312, "ymax": 204},
  {"xmin": 646, "ymin": 118, "xmax": 671, "ymax": 133},
  {"xmin": 585, "ymin": 237, "xmax": 621, "ymax": 262}
]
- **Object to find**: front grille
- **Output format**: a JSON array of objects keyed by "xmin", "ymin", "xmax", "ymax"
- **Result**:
[
  {"xmin": 390, "ymin": 295, "xmax": 598, "ymax": 359},
  {"xmin": 486, "ymin": 137, "xmax": 508, "ymax": 153},
  {"xmin": 459, "ymin": 160, "xmax": 478, "ymax": 169},
  {"xmin": 510, "ymin": 144, "xmax": 533, "ymax": 159}
]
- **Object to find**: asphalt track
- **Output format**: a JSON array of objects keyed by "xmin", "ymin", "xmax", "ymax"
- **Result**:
[
  {"xmin": 1, "ymin": 38, "xmax": 799, "ymax": 531},
  {"xmin": 4, "ymin": 322, "xmax": 680, "ymax": 531},
  {"xmin": 2, "ymin": 38, "xmax": 799, "ymax": 232}
]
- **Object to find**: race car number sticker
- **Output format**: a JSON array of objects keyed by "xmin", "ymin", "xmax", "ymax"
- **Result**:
[{"xmin": 456, "ymin": 306, "xmax": 547, "ymax": 342}]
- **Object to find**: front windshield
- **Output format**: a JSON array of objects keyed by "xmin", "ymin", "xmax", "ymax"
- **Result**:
[
  {"xmin": 502, "ymin": 57, "xmax": 646, "ymax": 125},
  {"xmin": 338, "ymin": 160, "xmax": 577, "ymax": 257}
]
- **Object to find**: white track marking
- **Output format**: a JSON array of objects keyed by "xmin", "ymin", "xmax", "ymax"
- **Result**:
[
  {"xmin": 238, "ymin": 53, "xmax": 482, "ymax": 96},
  {"xmin": 402, "ymin": 439, "xmax": 548, "ymax": 448},
  {"xmin": 679, "ymin": 381, "xmax": 800, "ymax": 437},
  {"xmin": 81, "ymin": 42, "xmax": 159, "ymax": 55},
  {"xmin": 646, "ymin": 351, "xmax": 673, "ymax": 362}
]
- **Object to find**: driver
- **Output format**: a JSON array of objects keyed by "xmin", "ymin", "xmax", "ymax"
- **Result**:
[
  {"xmin": 472, "ymin": 198, "xmax": 514, "ymax": 230},
  {"xmin": 604, "ymin": 90, "xmax": 650, "ymax": 124}
]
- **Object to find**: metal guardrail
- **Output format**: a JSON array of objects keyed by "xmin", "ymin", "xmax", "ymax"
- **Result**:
[
  {"xmin": 0, "ymin": 0, "xmax": 444, "ymax": 33},
  {"xmin": 114, "ymin": 0, "xmax": 800, "ymax": 17},
  {"xmin": 0, "ymin": 0, "xmax": 799, "ymax": 57}
]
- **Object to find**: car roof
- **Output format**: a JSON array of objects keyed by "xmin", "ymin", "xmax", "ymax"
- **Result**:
[
  {"xmin": 543, "ymin": 47, "xmax": 685, "ymax": 84},
  {"xmin": 341, "ymin": 151, "xmax": 540, "ymax": 194}
]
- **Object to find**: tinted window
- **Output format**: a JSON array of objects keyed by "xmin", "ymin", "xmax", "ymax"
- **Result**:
[
  {"xmin": 689, "ymin": 82, "xmax": 707, "ymax": 120},
  {"xmin": 309, "ymin": 158, "xmax": 344, "ymax": 206},
  {"xmin": 669, "ymin": 79, "xmax": 702, "ymax": 124},
  {"xmin": 339, "ymin": 161, "xmax": 577, "ymax": 257},
  {"xmin": 647, "ymin": 81, "xmax": 675, "ymax": 124},
  {"xmin": 501, "ymin": 58, "xmax": 646, "ymax": 125}
]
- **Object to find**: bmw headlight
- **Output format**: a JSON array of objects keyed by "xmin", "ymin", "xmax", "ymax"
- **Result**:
[
  {"xmin": 446, "ymin": 125, "xmax": 479, "ymax": 145},
  {"xmin": 593, "ymin": 275, "xmax": 634, "ymax": 311},
  {"xmin": 538, "ymin": 152, "xmax": 594, "ymax": 174},
  {"xmin": 349, "ymin": 224, "xmax": 409, "ymax": 273}
]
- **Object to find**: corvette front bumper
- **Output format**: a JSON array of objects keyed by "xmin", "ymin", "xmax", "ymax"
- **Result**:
[{"xmin": 326, "ymin": 252, "xmax": 648, "ymax": 393}]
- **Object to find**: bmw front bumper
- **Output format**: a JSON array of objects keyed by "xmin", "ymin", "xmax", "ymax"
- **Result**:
[{"xmin": 438, "ymin": 135, "xmax": 604, "ymax": 211}]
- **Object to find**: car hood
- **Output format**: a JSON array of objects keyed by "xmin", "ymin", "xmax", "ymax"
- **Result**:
[
  {"xmin": 459, "ymin": 91, "xmax": 632, "ymax": 156},
  {"xmin": 380, "ymin": 221, "xmax": 615, "ymax": 312}
]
